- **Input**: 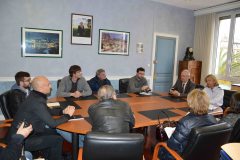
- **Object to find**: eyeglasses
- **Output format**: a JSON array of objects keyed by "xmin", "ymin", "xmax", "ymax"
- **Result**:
[
  {"xmin": 23, "ymin": 78, "xmax": 31, "ymax": 82},
  {"xmin": 138, "ymin": 73, "xmax": 145, "ymax": 76}
]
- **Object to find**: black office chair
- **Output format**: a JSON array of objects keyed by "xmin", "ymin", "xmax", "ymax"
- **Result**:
[
  {"xmin": 0, "ymin": 90, "xmax": 14, "ymax": 119},
  {"xmin": 119, "ymin": 78, "xmax": 130, "ymax": 93},
  {"xmin": 153, "ymin": 123, "xmax": 232, "ymax": 160},
  {"xmin": 220, "ymin": 89, "xmax": 237, "ymax": 111},
  {"xmin": 79, "ymin": 132, "xmax": 144, "ymax": 160},
  {"xmin": 195, "ymin": 84, "xmax": 204, "ymax": 90},
  {"xmin": 229, "ymin": 118, "xmax": 240, "ymax": 143},
  {"xmin": 57, "ymin": 79, "xmax": 62, "ymax": 88}
]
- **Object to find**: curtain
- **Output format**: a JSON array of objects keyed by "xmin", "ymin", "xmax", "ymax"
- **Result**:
[{"xmin": 193, "ymin": 13, "xmax": 216, "ymax": 85}]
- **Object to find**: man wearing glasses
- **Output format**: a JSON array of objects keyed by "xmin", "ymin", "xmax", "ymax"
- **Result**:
[
  {"xmin": 9, "ymin": 71, "xmax": 31, "ymax": 117},
  {"xmin": 169, "ymin": 69, "xmax": 196, "ymax": 98},
  {"xmin": 127, "ymin": 67, "xmax": 149, "ymax": 93}
]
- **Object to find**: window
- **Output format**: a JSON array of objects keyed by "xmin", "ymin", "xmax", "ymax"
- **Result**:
[{"xmin": 213, "ymin": 10, "xmax": 240, "ymax": 83}]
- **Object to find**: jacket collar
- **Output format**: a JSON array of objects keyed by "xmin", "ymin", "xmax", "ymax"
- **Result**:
[{"xmin": 32, "ymin": 90, "xmax": 47, "ymax": 99}]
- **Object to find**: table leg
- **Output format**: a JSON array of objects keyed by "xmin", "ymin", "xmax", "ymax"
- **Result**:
[{"xmin": 72, "ymin": 132, "xmax": 79, "ymax": 160}]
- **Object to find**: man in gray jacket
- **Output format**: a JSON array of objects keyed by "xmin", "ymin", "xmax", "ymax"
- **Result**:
[{"xmin": 56, "ymin": 65, "xmax": 92, "ymax": 97}]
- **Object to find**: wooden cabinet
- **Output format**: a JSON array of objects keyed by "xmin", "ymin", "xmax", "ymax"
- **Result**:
[{"xmin": 178, "ymin": 61, "xmax": 202, "ymax": 84}]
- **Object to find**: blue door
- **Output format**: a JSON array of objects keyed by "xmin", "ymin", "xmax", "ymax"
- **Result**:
[{"xmin": 153, "ymin": 36, "xmax": 176, "ymax": 92}]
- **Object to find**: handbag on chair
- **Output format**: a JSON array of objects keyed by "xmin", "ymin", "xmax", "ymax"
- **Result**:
[{"xmin": 156, "ymin": 111, "xmax": 177, "ymax": 142}]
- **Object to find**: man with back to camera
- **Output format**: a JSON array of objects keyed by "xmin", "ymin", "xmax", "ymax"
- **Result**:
[
  {"xmin": 127, "ymin": 67, "xmax": 150, "ymax": 93},
  {"xmin": 88, "ymin": 69, "xmax": 112, "ymax": 94},
  {"xmin": 56, "ymin": 65, "xmax": 92, "ymax": 98},
  {"xmin": 169, "ymin": 69, "xmax": 196, "ymax": 98},
  {"xmin": 6, "ymin": 76, "xmax": 75, "ymax": 160},
  {"xmin": 9, "ymin": 71, "xmax": 31, "ymax": 117},
  {"xmin": 88, "ymin": 85, "xmax": 135, "ymax": 133}
]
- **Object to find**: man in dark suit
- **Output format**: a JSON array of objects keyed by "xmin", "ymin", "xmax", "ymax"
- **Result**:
[
  {"xmin": 170, "ymin": 69, "xmax": 196, "ymax": 98},
  {"xmin": 6, "ymin": 76, "xmax": 75, "ymax": 160},
  {"xmin": 78, "ymin": 22, "xmax": 84, "ymax": 37}
]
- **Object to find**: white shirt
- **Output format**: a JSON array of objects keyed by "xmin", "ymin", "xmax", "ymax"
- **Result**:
[{"xmin": 203, "ymin": 86, "xmax": 224, "ymax": 106}]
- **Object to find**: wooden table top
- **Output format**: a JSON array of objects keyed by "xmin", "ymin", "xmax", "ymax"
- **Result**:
[{"xmin": 47, "ymin": 92, "xmax": 223, "ymax": 134}]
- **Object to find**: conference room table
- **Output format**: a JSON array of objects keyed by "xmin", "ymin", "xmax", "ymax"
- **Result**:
[{"xmin": 47, "ymin": 92, "xmax": 223, "ymax": 160}]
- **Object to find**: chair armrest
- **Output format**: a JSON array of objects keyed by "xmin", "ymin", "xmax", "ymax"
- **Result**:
[
  {"xmin": 0, "ymin": 143, "xmax": 7, "ymax": 148},
  {"xmin": 0, "ymin": 123, "xmax": 11, "ymax": 128},
  {"xmin": 223, "ymin": 107, "xmax": 230, "ymax": 117},
  {"xmin": 152, "ymin": 142, "xmax": 183, "ymax": 160},
  {"xmin": 78, "ymin": 148, "xmax": 83, "ymax": 160}
]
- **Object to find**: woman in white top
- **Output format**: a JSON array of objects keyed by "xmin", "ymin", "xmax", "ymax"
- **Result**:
[{"xmin": 203, "ymin": 74, "xmax": 224, "ymax": 106}]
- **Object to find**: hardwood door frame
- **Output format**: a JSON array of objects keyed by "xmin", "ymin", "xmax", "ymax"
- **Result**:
[{"xmin": 151, "ymin": 33, "xmax": 179, "ymax": 89}]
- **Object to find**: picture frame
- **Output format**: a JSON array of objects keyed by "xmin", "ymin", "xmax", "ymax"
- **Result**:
[
  {"xmin": 21, "ymin": 27, "xmax": 63, "ymax": 58},
  {"xmin": 137, "ymin": 42, "xmax": 143, "ymax": 53},
  {"xmin": 98, "ymin": 29, "xmax": 130, "ymax": 56},
  {"xmin": 71, "ymin": 13, "xmax": 93, "ymax": 45}
]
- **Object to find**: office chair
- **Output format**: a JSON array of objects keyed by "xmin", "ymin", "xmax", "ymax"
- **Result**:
[
  {"xmin": 195, "ymin": 84, "xmax": 204, "ymax": 90},
  {"xmin": 153, "ymin": 123, "xmax": 232, "ymax": 160},
  {"xmin": 221, "ymin": 89, "xmax": 237, "ymax": 111},
  {"xmin": 57, "ymin": 79, "xmax": 62, "ymax": 89},
  {"xmin": 0, "ymin": 90, "xmax": 14, "ymax": 119},
  {"xmin": 228, "ymin": 118, "xmax": 240, "ymax": 143},
  {"xmin": 78, "ymin": 131, "xmax": 144, "ymax": 160},
  {"xmin": 119, "ymin": 78, "xmax": 130, "ymax": 93}
]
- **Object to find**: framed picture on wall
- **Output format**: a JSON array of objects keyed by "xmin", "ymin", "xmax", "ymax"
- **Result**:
[
  {"xmin": 71, "ymin": 13, "xmax": 93, "ymax": 45},
  {"xmin": 98, "ymin": 29, "xmax": 130, "ymax": 56},
  {"xmin": 21, "ymin": 27, "xmax": 63, "ymax": 58}
]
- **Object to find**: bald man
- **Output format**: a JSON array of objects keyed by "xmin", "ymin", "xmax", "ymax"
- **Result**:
[{"xmin": 6, "ymin": 76, "xmax": 75, "ymax": 160}]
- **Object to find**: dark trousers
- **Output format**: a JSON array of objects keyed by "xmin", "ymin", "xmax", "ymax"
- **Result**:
[{"xmin": 24, "ymin": 128, "xmax": 63, "ymax": 160}]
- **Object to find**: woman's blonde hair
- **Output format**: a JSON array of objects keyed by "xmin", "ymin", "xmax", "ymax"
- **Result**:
[
  {"xmin": 187, "ymin": 89, "xmax": 210, "ymax": 115},
  {"xmin": 205, "ymin": 74, "xmax": 219, "ymax": 87}
]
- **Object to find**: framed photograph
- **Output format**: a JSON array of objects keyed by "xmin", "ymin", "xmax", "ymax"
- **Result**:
[
  {"xmin": 98, "ymin": 29, "xmax": 130, "ymax": 56},
  {"xmin": 71, "ymin": 13, "xmax": 93, "ymax": 45},
  {"xmin": 21, "ymin": 27, "xmax": 63, "ymax": 58}
]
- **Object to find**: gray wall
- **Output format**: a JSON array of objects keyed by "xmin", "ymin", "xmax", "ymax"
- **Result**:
[{"xmin": 0, "ymin": 0, "xmax": 194, "ymax": 118}]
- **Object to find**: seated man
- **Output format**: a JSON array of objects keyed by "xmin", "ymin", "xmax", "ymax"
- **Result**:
[
  {"xmin": 56, "ymin": 65, "xmax": 92, "ymax": 98},
  {"xmin": 127, "ymin": 67, "xmax": 149, "ymax": 93},
  {"xmin": 0, "ymin": 122, "xmax": 33, "ymax": 160},
  {"xmin": 6, "ymin": 76, "xmax": 75, "ymax": 160},
  {"xmin": 170, "ymin": 69, "xmax": 196, "ymax": 98},
  {"xmin": 88, "ymin": 85, "xmax": 135, "ymax": 133},
  {"xmin": 9, "ymin": 71, "xmax": 31, "ymax": 117},
  {"xmin": 88, "ymin": 69, "xmax": 112, "ymax": 94}
]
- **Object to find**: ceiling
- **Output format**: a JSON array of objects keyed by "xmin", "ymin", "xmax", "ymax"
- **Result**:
[{"xmin": 152, "ymin": 0, "xmax": 238, "ymax": 11}]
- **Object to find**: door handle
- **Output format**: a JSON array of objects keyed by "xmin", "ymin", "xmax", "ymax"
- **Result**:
[
  {"xmin": 153, "ymin": 60, "xmax": 157, "ymax": 64},
  {"xmin": 154, "ymin": 72, "xmax": 159, "ymax": 81}
]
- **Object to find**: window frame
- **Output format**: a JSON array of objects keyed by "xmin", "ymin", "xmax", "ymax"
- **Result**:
[{"xmin": 212, "ymin": 9, "xmax": 240, "ymax": 82}]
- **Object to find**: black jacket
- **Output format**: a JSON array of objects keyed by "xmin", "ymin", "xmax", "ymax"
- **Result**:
[
  {"xmin": 0, "ymin": 134, "xmax": 24, "ymax": 160},
  {"xmin": 159, "ymin": 113, "xmax": 217, "ymax": 160},
  {"xmin": 9, "ymin": 89, "xmax": 27, "ymax": 117},
  {"xmin": 6, "ymin": 90, "xmax": 70, "ymax": 144},
  {"xmin": 88, "ymin": 98, "xmax": 135, "ymax": 133}
]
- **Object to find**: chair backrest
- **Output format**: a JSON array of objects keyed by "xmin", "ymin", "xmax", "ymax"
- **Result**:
[
  {"xmin": 119, "ymin": 78, "xmax": 130, "ymax": 93},
  {"xmin": 57, "ymin": 79, "xmax": 61, "ymax": 88},
  {"xmin": 181, "ymin": 123, "xmax": 232, "ymax": 160},
  {"xmin": 195, "ymin": 84, "xmax": 204, "ymax": 90},
  {"xmin": 0, "ymin": 90, "xmax": 13, "ymax": 119},
  {"xmin": 221, "ymin": 89, "xmax": 237, "ymax": 111},
  {"xmin": 229, "ymin": 118, "xmax": 240, "ymax": 143},
  {"xmin": 82, "ymin": 132, "xmax": 144, "ymax": 160}
]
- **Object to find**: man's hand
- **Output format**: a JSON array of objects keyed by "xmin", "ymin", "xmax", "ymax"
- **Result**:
[
  {"xmin": 169, "ymin": 88, "xmax": 174, "ymax": 94},
  {"xmin": 172, "ymin": 90, "xmax": 180, "ymax": 96},
  {"xmin": 64, "ymin": 106, "xmax": 75, "ymax": 117},
  {"xmin": 70, "ymin": 91, "xmax": 82, "ymax": 98},
  {"xmin": 141, "ymin": 86, "xmax": 149, "ymax": 91},
  {"xmin": 16, "ymin": 123, "xmax": 33, "ymax": 138}
]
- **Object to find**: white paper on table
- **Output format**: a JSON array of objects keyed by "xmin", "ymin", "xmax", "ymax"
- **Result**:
[
  {"xmin": 47, "ymin": 102, "xmax": 60, "ymax": 107},
  {"xmin": 209, "ymin": 104, "xmax": 217, "ymax": 110},
  {"xmin": 140, "ymin": 92, "xmax": 152, "ymax": 95},
  {"xmin": 164, "ymin": 127, "xmax": 176, "ymax": 138}
]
